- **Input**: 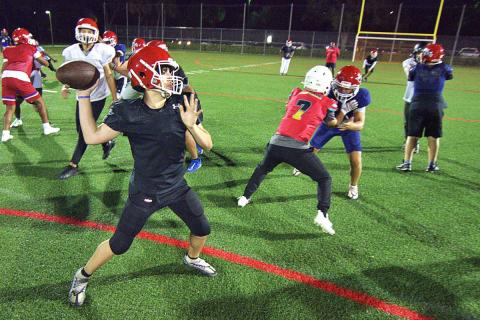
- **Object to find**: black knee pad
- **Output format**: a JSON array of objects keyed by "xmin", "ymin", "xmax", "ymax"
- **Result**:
[
  {"xmin": 109, "ymin": 230, "xmax": 134, "ymax": 255},
  {"xmin": 190, "ymin": 217, "xmax": 211, "ymax": 237}
]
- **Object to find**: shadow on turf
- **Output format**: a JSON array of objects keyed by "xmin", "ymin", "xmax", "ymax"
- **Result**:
[
  {"xmin": 195, "ymin": 174, "xmax": 286, "ymax": 192},
  {"xmin": 205, "ymin": 194, "xmax": 315, "ymax": 208},
  {"xmin": 211, "ymin": 221, "xmax": 320, "ymax": 241},
  {"xmin": 183, "ymin": 283, "xmax": 377, "ymax": 319},
  {"xmin": 362, "ymin": 258, "xmax": 480, "ymax": 319},
  {"xmin": 183, "ymin": 257, "xmax": 480, "ymax": 319},
  {"xmin": 356, "ymin": 197, "xmax": 479, "ymax": 257},
  {"xmin": 3, "ymin": 135, "xmax": 91, "ymax": 220},
  {"xmin": 0, "ymin": 263, "xmax": 196, "ymax": 305}
]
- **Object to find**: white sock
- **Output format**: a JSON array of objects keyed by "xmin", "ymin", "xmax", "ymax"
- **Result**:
[
  {"xmin": 2, "ymin": 130, "xmax": 10, "ymax": 136},
  {"xmin": 42, "ymin": 122, "xmax": 51, "ymax": 130}
]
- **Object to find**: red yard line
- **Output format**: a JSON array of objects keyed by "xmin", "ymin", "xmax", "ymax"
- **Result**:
[{"xmin": 0, "ymin": 208, "xmax": 432, "ymax": 320}]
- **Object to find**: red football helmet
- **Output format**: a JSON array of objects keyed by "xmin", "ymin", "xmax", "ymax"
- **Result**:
[
  {"xmin": 75, "ymin": 18, "xmax": 99, "ymax": 44},
  {"xmin": 147, "ymin": 40, "xmax": 168, "ymax": 52},
  {"xmin": 332, "ymin": 65, "xmax": 362, "ymax": 101},
  {"xmin": 12, "ymin": 28, "xmax": 35, "ymax": 45},
  {"xmin": 422, "ymin": 43, "xmax": 444, "ymax": 64},
  {"xmin": 128, "ymin": 46, "xmax": 183, "ymax": 96},
  {"xmin": 102, "ymin": 30, "xmax": 118, "ymax": 47},
  {"xmin": 131, "ymin": 38, "xmax": 146, "ymax": 53}
]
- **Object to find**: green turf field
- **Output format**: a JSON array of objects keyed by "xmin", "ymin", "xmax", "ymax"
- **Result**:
[{"xmin": 1, "ymin": 47, "xmax": 479, "ymax": 319}]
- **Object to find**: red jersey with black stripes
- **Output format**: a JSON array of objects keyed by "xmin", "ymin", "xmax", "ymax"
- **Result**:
[{"xmin": 276, "ymin": 88, "xmax": 337, "ymax": 143}]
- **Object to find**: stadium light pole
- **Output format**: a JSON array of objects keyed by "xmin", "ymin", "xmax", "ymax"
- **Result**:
[{"xmin": 45, "ymin": 11, "xmax": 54, "ymax": 46}]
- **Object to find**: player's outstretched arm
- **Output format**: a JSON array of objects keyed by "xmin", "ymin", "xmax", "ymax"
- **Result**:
[
  {"xmin": 77, "ymin": 82, "xmax": 120, "ymax": 144},
  {"xmin": 103, "ymin": 64, "xmax": 118, "ymax": 101},
  {"xmin": 35, "ymin": 56, "xmax": 49, "ymax": 67},
  {"xmin": 180, "ymin": 94, "xmax": 212, "ymax": 151},
  {"xmin": 114, "ymin": 61, "xmax": 129, "ymax": 77}
]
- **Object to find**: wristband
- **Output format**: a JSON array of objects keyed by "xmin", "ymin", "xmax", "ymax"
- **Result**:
[{"xmin": 78, "ymin": 95, "xmax": 90, "ymax": 99}]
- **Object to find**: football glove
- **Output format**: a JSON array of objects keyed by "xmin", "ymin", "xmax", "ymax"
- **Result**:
[{"xmin": 340, "ymin": 99, "xmax": 358, "ymax": 114}]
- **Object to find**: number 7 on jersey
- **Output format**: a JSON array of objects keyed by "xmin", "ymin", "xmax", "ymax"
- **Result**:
[{"xmin": 292, "ymin": 99, "xmax": 312, "ymax": 120}]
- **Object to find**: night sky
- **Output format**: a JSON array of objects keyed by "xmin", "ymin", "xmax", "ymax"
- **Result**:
[{"xmin": 1, "ymin": 0, "xmax": 479, "ymax": 44}]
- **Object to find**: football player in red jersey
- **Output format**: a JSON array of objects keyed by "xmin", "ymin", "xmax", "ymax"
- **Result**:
[
  {"xmin": 1, "ymin": 28, "xmax": 60, "ymax": 142},
  {"xmin": 237, "ymin": 66, "xmax": 359, "ymax": 235}
]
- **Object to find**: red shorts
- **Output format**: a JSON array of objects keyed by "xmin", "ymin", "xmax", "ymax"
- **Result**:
[{"xmin": 2, "ymin": 77, "xmax": 40, "ymax": 106}]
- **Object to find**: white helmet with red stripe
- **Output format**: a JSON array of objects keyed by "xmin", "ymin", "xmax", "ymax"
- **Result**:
[{"xmin": 75, "ymin": 18, "xmax": 99, "ymax": 44}]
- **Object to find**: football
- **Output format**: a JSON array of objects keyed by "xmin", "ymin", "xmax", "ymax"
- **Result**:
[{"xmin": 56, "ymin": 60, "xmax": 100, "ymax": 90}]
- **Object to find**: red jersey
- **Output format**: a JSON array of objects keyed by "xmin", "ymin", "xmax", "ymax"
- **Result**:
[
  {"xmin": 2, "ymin": 44, "xmax": 40, "ymax": 80},
  {"xmin": 276, "ymin": 88, "xmax": 337, "ymax": 143},
  {"xmin": 325, "ymin": 46, "xmax": 340, "ymax": 63}
]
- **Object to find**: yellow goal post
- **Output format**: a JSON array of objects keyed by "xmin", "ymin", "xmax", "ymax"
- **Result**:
[{"xmin": 352, "ymin": 0, "xmax": 444, "ymax": 62}]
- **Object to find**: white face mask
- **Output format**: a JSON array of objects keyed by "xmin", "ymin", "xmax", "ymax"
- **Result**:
[{"xmin": 75, "ymin": 27, "xmax": 99, "ymax": 44}]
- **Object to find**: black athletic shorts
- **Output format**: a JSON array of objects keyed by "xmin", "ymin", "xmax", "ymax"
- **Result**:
[
  {"xmin": 326, "ymin": 62, "xmax": 336, "ymax": 69},
  {"xmin": 408, "ymin": 95, "xmax": 446, "ymax": 138}
]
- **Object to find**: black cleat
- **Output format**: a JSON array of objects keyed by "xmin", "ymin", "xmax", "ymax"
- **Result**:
[
  {"xmin": 426, "ymin": 164, "xmax": 440, "ymax": 172},
  {"xmin": 102, "ymin": 140, "xmax": 116, "ymax": 160},
  {"xmin": 58, "ymin": 165, "xmax": 79, "ymax": 180}
]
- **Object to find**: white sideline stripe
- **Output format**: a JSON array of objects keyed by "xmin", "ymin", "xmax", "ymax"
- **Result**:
[
  {"xmin": 185, "ymin": 62, "xmax": 277, "ymax": 75},
  {"xmin": 42, "ymin": 89, "xmax": 58, "ymax": 93}
]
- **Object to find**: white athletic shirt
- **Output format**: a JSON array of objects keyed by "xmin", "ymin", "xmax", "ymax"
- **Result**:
[
  {"xmin": 402, "ymin": 57, "xmax": 417, "ymax": 103},
  {"xmin": 30, "ymin": 59, "xmax": 43, "ymax": 89},
  {"xmin": 62, "ymin": 43, "xmax": 115, "ymax": 102}
]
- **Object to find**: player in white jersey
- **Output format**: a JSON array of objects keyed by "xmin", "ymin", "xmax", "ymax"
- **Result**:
[
  {"xmin": 401, "ymin": 42, "xmax": 426, "ymax": 153},
  {"xmin": 58, "ymin": 18, "xmax": 117, "ymax": 180}
]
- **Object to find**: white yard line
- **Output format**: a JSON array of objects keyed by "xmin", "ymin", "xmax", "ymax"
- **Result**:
[
  {"xmin": 42, "ymin": 89, "xmax": 58, "ymax": 93},
  {"xmin": 185, "ymin": 61, "xmax": 277, "ymax": 75}
]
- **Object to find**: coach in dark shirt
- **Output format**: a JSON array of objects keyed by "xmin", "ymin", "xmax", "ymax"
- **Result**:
[
  {"xmin": 67, "ymin": 46, "xmax": 216, "ymax": 307},
  {"xmin": 279, "ymin": 39, "xmax": 295, "ymax": 75},
  {"xmin": 397, "ymin": 43, "xmax": 453, "ymax": 173}
]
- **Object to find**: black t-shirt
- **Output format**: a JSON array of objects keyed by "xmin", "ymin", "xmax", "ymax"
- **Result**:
[
  {"xmin": 104, "ymin": 94, "xmax": 196, "ymax": 194},
  {"xmin": 281, "ymin": 45, "xmax": 295, "ymax": 59},
  {"xmin": 365, "ymin": 55, "xmax": 378, "ymax": 66}
]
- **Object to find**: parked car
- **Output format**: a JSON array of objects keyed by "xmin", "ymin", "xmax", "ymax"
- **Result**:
[{"xmin": 458, "ymin": 47, "xmax": 480, "ymax": 57}]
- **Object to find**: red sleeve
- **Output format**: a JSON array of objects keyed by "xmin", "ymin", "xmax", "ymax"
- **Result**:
[
  {"xmin": 288, "ymin": 88, "xmax": 302, "ymax": 101},
  {"xmin": 2, "ymin": 47, "xmax": 10, "ymax": 59},
  {"xmin": 30, "ymin": 45, "xmax": 37, "ymax": 55},
  {"xmin": 327, "ymin": 98, "xmax": 338, "ymax": 112}
]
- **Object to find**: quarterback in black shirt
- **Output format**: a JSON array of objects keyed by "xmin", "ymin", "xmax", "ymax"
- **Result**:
[{"xmin": 68, "ymin": 46, "xmax": 216, "ymax": 307}]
